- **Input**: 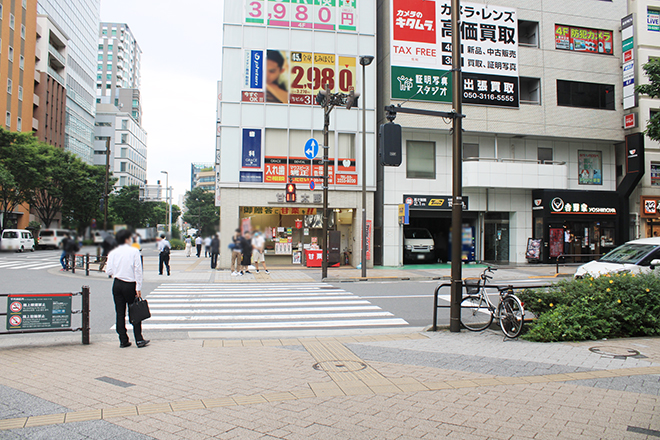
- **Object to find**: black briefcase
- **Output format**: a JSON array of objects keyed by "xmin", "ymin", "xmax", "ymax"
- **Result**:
[{"xmin": 129, "ymin": 297, "xmax": 151, "ymax": 324}]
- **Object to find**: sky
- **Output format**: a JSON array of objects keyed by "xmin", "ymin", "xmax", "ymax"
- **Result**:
[{"xmin": 100, "ymin": 0, "xmax": 224, "ymax": 203}]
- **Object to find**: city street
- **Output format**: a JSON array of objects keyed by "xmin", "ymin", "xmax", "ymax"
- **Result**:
[{"xmin": 2, "ymin": 248, "xmax": 659, "ymax": 439}]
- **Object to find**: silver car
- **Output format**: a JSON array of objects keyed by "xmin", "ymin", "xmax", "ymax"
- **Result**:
[{"xmin": 574, "ymin": 237, "xmax": 660, "ymax": 278}]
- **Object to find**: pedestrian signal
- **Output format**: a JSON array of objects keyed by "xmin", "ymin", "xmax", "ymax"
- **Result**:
[{"xmin": 286, "ymin": 183, "xmax": 296, "ymax": 202}]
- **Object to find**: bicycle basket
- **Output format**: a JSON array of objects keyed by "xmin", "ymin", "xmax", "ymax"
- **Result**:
[{"xmin": 464, "ymin": 279, "xmax": 481, "ymax": 295}]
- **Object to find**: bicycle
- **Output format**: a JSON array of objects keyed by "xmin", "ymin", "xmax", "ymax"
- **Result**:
[{"xmin": 460, "ymin": 267, "xmax": 525, "ymax": 338}]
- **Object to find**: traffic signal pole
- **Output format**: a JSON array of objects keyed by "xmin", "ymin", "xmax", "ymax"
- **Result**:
[{"xmin": 322, "ymin": 84, "xmax": 331, "ymax": 279}]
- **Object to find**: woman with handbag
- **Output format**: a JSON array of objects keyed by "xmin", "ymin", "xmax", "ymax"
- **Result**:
[{"xmin": 105, "ymin": 229, "xmax": 150, "ymax": 348}]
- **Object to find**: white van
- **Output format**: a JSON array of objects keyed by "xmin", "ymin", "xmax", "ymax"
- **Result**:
[
  {"xmin": 38, "ymin": 229, "xmax": 74, "ymax": 249},
  {"xmin": 1, "ymin": 229, "xmax": 35, "ymax": 252},
  {"xmin": 403, "ymin": 228, "xmax": 436, "ymax": 263}
]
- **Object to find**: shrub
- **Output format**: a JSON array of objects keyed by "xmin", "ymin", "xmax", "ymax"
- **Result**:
[
  {"xmin": 519, "ymin": 272, "xmax": 660, "ymax": 342},
  {"xmin": 169, "ymin": 238, "xmax": 185, "ymax": 250}
]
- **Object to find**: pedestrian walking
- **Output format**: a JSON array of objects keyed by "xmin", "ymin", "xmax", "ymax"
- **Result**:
[
  {"xmin": 105, "ymin": 229, "xmax": 149, "ymax": 349},
  {"xmin": 230, "ymin": 229, "xmax": 243, "ymax": 276},
  {"xmin": 210, "ymin": 234, "xmax": 220, "ymax": 269},
  {"xmin": 195, "ymin": 235, "xmax": 203, "ymax": 258},
  {"xmin": 252, "ymin": 230, "xmax": 270, "ymax": 274},
  {"xmin": 59, "ymin": 233, "xmax": 71, "ymax": 271},
  {"xmin": 185, "ymin": 236, "xmax": 192, "ymax": 257},
  {"xmin": 240, "ymin": 230, "xmax": 253, "ymax": 275},
  {"xmin": 158, "ymin": 234, "xmax": 171, "ymax": 276},
  {"xmin": 204, "ymin": 236, "xmax": 212, "ymax": 257}
]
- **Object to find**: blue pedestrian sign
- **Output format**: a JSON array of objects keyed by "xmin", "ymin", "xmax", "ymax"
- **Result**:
[{"xmin": 304, "ymin": 138, "xmax": 319, "ymax": 160}]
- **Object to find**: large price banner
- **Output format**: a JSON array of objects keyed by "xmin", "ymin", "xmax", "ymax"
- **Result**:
[
  {"xmin": 244, "ymin": 49, "xmax": 356, "ymax": 106},
  {"xmin": 244, "ymin": 0, "xmax": 358, "ymax": 32}
]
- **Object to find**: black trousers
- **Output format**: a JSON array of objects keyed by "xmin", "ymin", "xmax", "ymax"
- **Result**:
[
  {"xmin": 211, "ymin": 252, "xmax": 219, "ymax": 269},
  {"xmin": 112, "ymin": 278, "xmax": 144, "ymax": 344},
  {"xmin": 196, "ymin": 244, "xmax": 202, "ymax": 257},
  {"xmin": 159, "ymin": 253, "xmax": 170, "ymax": 275}
]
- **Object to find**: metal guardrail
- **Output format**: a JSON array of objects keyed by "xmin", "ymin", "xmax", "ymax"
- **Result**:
[
  {"xmin": 431, "ymin": 281, "xmax": 553, "ymax": 331},
  {"xmin": 0, "ymin": 286, "xmax": 90, "ymax": 344},
  {"xmin": 555, "ymin": 253, "xmax": 602, "ymax": 274},
  {"xmin": 69, "ymin": 254, "xmax": 107, "ymax": 276}
]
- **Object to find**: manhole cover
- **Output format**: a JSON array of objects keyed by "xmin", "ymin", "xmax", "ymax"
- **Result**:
[
  {"xmin": 589, "ymin": 346, "xmax": 641, "ymax": 358},
  {"xmin": 313, "ymin": 360, "xmax": 367, "ymax": 372}
]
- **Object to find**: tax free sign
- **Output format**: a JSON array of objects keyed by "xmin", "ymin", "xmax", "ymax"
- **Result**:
[{"xmin": 390, "ymin": 0, "xmax": 519, "ymax": 107}]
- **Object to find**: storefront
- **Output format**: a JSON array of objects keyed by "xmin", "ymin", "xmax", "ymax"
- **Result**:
[
  {"xmin": 639, "ymin": 195, "xmax": 660, "ymax": 237},
  {"xmin": 531, "ymin": 189, "xmax": 622, "ymax": 263}
]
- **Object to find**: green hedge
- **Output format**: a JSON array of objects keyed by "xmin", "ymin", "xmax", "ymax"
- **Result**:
[
  {"xmin": 518, "ymin": 272, "xmax": 660, "ymax": 342},
  {"xmin": 169, "ymin": 238, "xmax": 185, "ymax": 250}
]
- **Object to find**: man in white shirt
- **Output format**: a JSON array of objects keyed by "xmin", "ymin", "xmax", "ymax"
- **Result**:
[
  {"xmin": 204, "ymin": 236, "xmax": 212, "ymax": 257},
  {"xmin": 157, "ymin": 234, "xmax": 171, "ymax": 276},
  {"xmin": 195, "ymin": 235, "xmax": 203, "ymax": 258},
  {"xmin": 252, "ymin": 230, "xmax": 270, "ymax": 274},
  {"xmin": 105, "ymin": 229, "xmax": 149, "ymax": 348}
]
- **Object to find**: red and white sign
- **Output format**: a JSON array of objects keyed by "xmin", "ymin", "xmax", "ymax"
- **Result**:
[
  {"xmin": 623, "ymin": 49, "xmax": 634, "ymax": 63},
  {"xmin": 391, "ymin": 0, "xmax": 439, "ymax": 67},
  {"xmin": 624, "ymin": 113, "xmax": 636, "ymax": 129},
  {"xmin": 9, "ymin": 315, "xmax": 22, "ymax": 326},
  {"xmin": 9, "ymin": 302, "xmax": 22, "ymax": 313},
  {"xmin": 336, "ymin": 174, "xmax": 358, "ymax": 185}
]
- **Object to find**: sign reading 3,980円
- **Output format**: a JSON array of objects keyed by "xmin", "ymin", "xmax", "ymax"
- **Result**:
[{"xmin": 245, "ymin": 0, "xmax": 358, "ymax": 32}]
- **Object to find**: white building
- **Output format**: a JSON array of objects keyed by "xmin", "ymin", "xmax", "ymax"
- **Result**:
[
  {"xmin": 37, "ymin": 0, "xmax": 99, "ymax": 164},
  {"xmin": 217, "ymin": 1, "xmax": 377, "ymax": 268},
  {"xmin": 626, "ymin": 0, "xmax": 660, "ymax": 236},
  {"xmin": 377, "ymin": 0, "xmax": 628, "ymax": 265}
]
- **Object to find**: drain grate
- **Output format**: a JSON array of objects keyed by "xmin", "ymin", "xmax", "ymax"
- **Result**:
[
  {"xmin": 589, "ymin": 346, "xmax": 642, "ymax": 359},
  {"xmin": 313, "ymin": 360, "xmax": 368, "ymax": 373},
  {"xmin": 95, "ymin": 376, "xmax": 135, "ymax": 388}
]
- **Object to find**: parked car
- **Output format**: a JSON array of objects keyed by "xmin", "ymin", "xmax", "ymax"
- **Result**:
[
  {"xmin": 403, "ymin": 227, "xmax": 436, "ymax": 263},
  {"xmin": 1, "ymin": 229, "xmax": 35, "ymax": 252},
  {"xmin": 574, "ymin": 237, "xmax": 660, "ymax": 278},
  {"xmin": 38, "ymin": 229, "xmax": 75, "ymax": 249}
]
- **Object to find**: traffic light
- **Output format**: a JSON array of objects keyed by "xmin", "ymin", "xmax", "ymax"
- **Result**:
[
  {"xmin": 345, "ymin": 89, "xmax": 360, "ymax": 109},
  {"xmin": 285, "ymin": 183, "xmax": 296, "ymax": 202}
]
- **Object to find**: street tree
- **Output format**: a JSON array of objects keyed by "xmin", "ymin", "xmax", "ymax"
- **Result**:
[
  {"xmin": 143, "ymin": 201, "xmax": 181, "ymax": 228},
  {"xmin": 62, "ymin": 165, "xmax": 112, "ymax": 233},
  {"xmin": 637, "ymin": 58, "xmax": 660, "ymax": 142},
  {"xmin": 182, "ymin": 187, "xmax": 219, "ymax": 236},
  {"xmin": 0, "ymin": 130, "xmax": 43, "ymax": 231},
  {"xmin": 108, "ymin": 185, "xmax": 145, "ymax": 229}
]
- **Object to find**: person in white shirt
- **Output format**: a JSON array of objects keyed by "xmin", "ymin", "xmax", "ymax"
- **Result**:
[
  {"xmin": 252, "ymin": 230, "xmax": 270, "ymax": 274},
  {"xmin": 105, "ymin": 229, "xmax": 149, "ymax": 348},
  {"xmin": 195, "ymin": 235, "xmax": 203, "ymax": 258},
  {"xmin": 204, "ymin": 236, "xmax": 212, "ymax": 257},
  {"xmin": 185, "ymin": 236, "xmax": 192, "ymax": 257},
  {"xmin": 157, "ymin": 234, "xmax": 171, "ymax": 276}
]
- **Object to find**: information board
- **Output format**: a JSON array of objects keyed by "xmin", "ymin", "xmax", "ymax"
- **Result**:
[{"xmin": 7, "ymin": 294, "xmax": 72, "ymax": 330}]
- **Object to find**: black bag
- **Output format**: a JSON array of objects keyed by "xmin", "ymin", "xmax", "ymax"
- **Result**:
[
  {"xmin": 161, "ymin": 245, "xmax": 170, "ymax": 256},
  {"xmin": 128, "ymin": 297, "xmax": 151, "ymax": 324}
]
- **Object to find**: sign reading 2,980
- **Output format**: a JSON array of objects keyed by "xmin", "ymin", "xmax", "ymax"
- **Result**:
[
  {"xmin": 243, "ymin": 49, "xmax": 356, "ymax": 105},
  {"xmin": 245, "ymin": 0, "xmax": 358, "ymax": 32}
]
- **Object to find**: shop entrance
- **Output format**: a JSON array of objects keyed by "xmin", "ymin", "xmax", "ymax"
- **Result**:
[
  {"xmin": 484, "ymin": 213, "xmax": 509, "ymax": 263},
  {"xmin": 547, "ymin": 220, "xmax": 615, "ymax": 263}
]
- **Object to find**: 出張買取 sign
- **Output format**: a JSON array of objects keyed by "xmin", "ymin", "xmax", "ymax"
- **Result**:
[{"xmin": 6, "ymin": 294, "xmax": 72, "ymax": 330}]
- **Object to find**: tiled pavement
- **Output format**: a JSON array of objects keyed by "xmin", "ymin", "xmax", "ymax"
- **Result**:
[{"xmin": 1, "ymin": 331, "xmax": 659, "ymax": 439}]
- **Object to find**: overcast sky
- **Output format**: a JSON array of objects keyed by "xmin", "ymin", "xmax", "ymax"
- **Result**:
[{"xmin": 100, "ymin": 0, "xmax": 224, "ymax": 203}]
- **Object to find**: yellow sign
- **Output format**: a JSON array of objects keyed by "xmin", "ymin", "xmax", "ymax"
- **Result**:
[{"xmin": 428, "ymin": 198, "xmax": 446, "ymax": 207}]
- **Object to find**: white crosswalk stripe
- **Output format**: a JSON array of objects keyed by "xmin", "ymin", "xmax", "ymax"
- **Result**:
[
  {"xmin": 0, "ymin": 256, "xmax": 63, "ymax": 271},
  {"xmin": 138, "ymin": 283, "xmax": 409, "ymax": 331}
]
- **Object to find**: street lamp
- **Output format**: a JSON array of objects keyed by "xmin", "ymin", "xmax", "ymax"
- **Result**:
[
  {"xmin": 359, "ymin": 55, "xmax": 374, "ymax": 278},
  {"xmin": 160, "ymin": 171, "xmax": 172, "ymax": 237}
]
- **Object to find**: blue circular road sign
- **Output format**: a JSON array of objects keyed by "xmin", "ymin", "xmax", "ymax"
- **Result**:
[
  {"xmin": 304, "ymin": 138, "xmax": 319, "ymax": 160},
  {"xmin": 310, "ymin": 180, "xmax": 316, "ymax": 191}
]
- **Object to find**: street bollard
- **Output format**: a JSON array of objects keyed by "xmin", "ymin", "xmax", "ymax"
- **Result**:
[
  {"xmin": 85, "ymin": 254, "xmax": 90, "ymax": 276},
  {"xmin": 82, "ymin": 286, "xmax": 90, "ymax": 344}
]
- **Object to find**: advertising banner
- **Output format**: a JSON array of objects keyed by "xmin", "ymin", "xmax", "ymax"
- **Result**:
[
  {"xmin": 242, "ymin": 50, "xmax": 356, "ymax": 105},
  {"xmin": 264, "ymin": 156, "xmax": 354, "ymax": 186},
  {"xmin": 403, "ymin": 194, "xmax": 468, "ymax": 210},
  {"xmin": 241, "ymin": 206, "xmax": 317, "ymax": 216},
  {"xmin": 554, "ymin": 25, "xmax": 613, "ymax": 55},
  {"xmin": 244, "ymin": 0, "xmax": 358, "ymax": 32},
  {"xmin": 622, "ymin": 14, "xmax": 636, "ymax": 110},
  {"xmin": 578, "ymin": 151, "xmax": 602, "ymax": 185},
  {"xmin": 242, "ymin": 128, "xmax": 262, "ymax": 168},
  {"xmin": 239, "ymin": 171, "xmax": 263, "ymax": 183},
  {"xmin": 390, "ymin": 0, "xmax": 519, "ymax": 107},
  {"xmin": 7, "ymin": 294, "xmax": 72, "ymax": 330},
  {"xmin": 649, "ymin": 10, "xmax": 660, "ymax": 32}
]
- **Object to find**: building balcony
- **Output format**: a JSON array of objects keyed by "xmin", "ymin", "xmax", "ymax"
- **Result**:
[
  {"xmin": 34, "ymin": 69, "xmax": 41, "ymax": 83},
  {"xmin": 33, "ymin": 94, "xmax": 39, "ymax": 107},
  {"xmin": 463, "ymin": 157, "xmax": 568, "ymax": 190},
  {"xmin": 47, "ymin": 66, "xmax": 65, "ymax": 86},
  {"xmin": 32, "ymin": 118, "xmax": 39, "ymax": 130},
  {"xmin": 48, "ymin": 43, "xmax": 66, "ymax": 68}
]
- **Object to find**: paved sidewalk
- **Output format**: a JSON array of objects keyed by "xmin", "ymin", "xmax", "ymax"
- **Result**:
[{"xmin": 1, "ymin": 330, "xmax": 659, "ymax": 439}]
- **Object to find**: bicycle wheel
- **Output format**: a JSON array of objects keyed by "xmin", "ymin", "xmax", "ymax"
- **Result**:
[
  {"xmin": 499, "ymin": 295, "xmax": 525, "ymax": 338},
  {"xmin": 460, "ymin": 295, "xmax": 493, "ymax": 331}
]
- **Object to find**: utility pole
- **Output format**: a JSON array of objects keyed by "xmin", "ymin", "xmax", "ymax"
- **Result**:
[
  {"xmin": 322, "ymin": 83, "xmax": 331, "ymax": 280},
  {"xmin": 450, "ymin": 0, "xmax": 463, "ymax": 333},
  {"xmin": 360, "ymin": 55, "xmax": 374, "ymax": 278},
  {"xmin": 103, "ymin": 137, "xmax": 111, "ymax": 232}
]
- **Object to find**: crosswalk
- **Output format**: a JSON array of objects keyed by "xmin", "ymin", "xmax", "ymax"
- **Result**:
[
  {"xmin": 0, "ymin": 255, "xmax": 63, "ymax": 271},
  {"xmin": 139, "ymin": 283, "xmax": 409, "ymax": 331}
]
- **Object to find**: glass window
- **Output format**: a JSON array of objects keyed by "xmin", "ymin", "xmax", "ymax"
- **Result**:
[
  {"xmin": 121, "ymin": 134, "xmax": 128, "ymax": 143},
  {"xmin": 518, "ymin": 20, "xmax": 539, "ymax": 47},
  {"xmin": 20, "ymin": 24, "xmax": 25, "ymax": 39},
  {"xmin": 6, "ymin": 111, "xmax": 11, "ymax": 127},
  {"xmin": 407, "ymin": 141, "xmax": 435, "ymax": 179},
  {"xmin": 121, "ymin": 119, "xmax": 128, "ymax": 129},
  {"xmin": 9, "ymin": 14, "xmax": 15, "ymax": 30},
  {"xmin": 578, "ymin": 150, "xmax": 603, "ymax": 185},
  {"xmin": 17, "ymin": 117, "xmax": 21, "ymax": 131},
  {"xmin": 538, "ymin": 148, "xmax": 553, "ymax": 163},
  {"xmin": 120, "ymin": 162, "xmax": 126, "ymax": 172},
  {"xmin": 18, "ymin": 86, "xmax": 22, "ymax": 101},
  {"xmin": 463, "ymin": 143, "xmax": 479, "ymax": 159},
  {"xmin": 651, "ymin": 162, "xmax": 660, "ymax": 187},
  {"xmin": 7, "ymin": 78, "xmax": 11, "ymax": 94},
  {"xmin": 338, "ymin": 133, "xmax": 355, "ymax": 160},
  {"xmin": 19, "ymin": 55, "xmax": 24, "ymax": 70},
  {"xmin": 557, "ymin": 80, "xmax": 615, "ymax": 110},
  {"xmin": 8, "ymin": 46, "xmax": 13, "ymax": 62},
  {"xmin": 520, "ymin": 77, "xmax": 541, "ymax": 105}
]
